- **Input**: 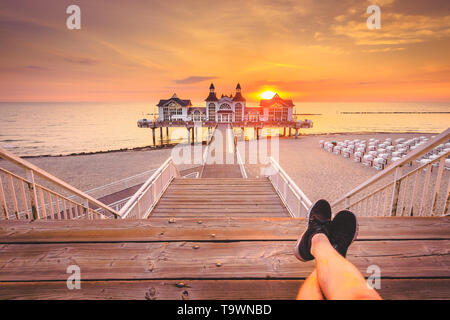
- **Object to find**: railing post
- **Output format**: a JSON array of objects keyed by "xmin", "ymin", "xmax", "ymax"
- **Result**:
[
  {"xmin": 0, "ymin": 175, "xmax": 9, "ymax": 219},
  {"xmin": 85, "ymin": 199, "xmax": 90, "ymax": 219},
  {"xmin": 7, "ymin": 174, "xmax": 19, "ymax": 218},
  {"xmin": 431, "ymin": 157, "xmax": 445, "ymax": 216},
  {"xmin": 443, "ymin": 181, "xmax": 450, "ymax": 216},
  {"xmin": 390, "ymin": 166, "xmax": 402, "ymax": 216},
  {"xmin": 345, "ymin": 197, "xmax": 350, "ymax": 210},
  {"xmin": 26, "ymin": 169, "xmax": 39, "ymax": 220}
]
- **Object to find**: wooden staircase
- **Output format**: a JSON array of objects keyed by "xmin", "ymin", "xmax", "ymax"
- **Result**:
[{"xmin": 151, "ymin": 178, "xmax": 290, "ymax": 218}]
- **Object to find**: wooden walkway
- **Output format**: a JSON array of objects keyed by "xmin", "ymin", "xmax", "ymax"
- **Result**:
[
  {"xmin": 151, "ymin": 178, "xmax": 290, "ymax": 217},
  {"xmin": 201, "ymin": 123, "xmax": 242, "ymax": 178},
  {"xmin": 0, "ymin": 216, "xmax": 448, "ymax": 299}
]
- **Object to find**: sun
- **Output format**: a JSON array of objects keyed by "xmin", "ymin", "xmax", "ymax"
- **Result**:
[{"xmin": 260, "ymin": 90, "xmax": 276, "ymax": 99}]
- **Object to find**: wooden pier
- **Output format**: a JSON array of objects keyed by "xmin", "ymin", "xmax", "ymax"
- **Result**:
[{"xmin": 137, "ymin": 120, "xmax": 313, "ymax": 146}]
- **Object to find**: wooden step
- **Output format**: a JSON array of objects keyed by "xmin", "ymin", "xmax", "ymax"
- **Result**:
[{"xmin": 152, "ymin": 177, "xmax": 288, "ymax": 218}]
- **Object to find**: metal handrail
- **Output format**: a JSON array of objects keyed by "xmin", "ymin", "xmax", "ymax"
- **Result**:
[
  {"xmin": 231, "ymin": 126, "xmax": 248, "ymax": 179},
  {"xmin": 119, "ymin": 157, "xmax": 179, "ymax": 219},
  {"xmin": 0, "ymin": 146, "xmax": 120, "ymax": 219},
  {"xmin": 332, "ymin": 128, "xmax": 450, "ymax": 210},
  {"xmin": 267, "ymin": 157, "xmax": 312, "ymax": 217},
  {"xmin": 199, "ymin": 125, "xmax": 217, "ymax": 177},
  {"xmin": 82, "ymin": 168, "xmax": 156, "ymax": 197}
]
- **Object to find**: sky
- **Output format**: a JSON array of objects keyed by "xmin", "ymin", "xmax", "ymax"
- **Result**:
[{"xmin": 0, "ymin": 0, "xmax": 449, "ymax": 104}]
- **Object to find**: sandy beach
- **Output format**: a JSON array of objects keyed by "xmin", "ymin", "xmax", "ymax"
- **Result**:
[{"xmin": 0, "ymin": 132, "xmax": 437, "ymax": 204}]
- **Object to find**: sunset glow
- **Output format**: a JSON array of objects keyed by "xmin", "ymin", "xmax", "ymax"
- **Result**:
[
  {"xmin": 0, "ymin": 0, "xmax": 449, "ymax": 103},
  {"xmin": 260, "ymin": 91, "xmax": 276, "ymax": 100}
]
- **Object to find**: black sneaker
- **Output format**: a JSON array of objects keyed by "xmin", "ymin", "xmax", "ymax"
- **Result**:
[
  {"xmin": 294, "ymin": 199, "xmax": 332, "ymax": 261},
  {"xmin": 329, "ymin": 210, "xmax": 359, "ymax": 258}
]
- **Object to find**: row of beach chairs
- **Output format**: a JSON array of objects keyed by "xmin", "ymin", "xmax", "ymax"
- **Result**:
[{"xmin": 320, "ymin": 136, "xmax": 450, "ymax": 171}]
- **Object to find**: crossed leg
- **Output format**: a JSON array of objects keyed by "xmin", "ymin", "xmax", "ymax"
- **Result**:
[{"xmin": 297, "ymin": 234, "xmax": 382, "ymax": 300}]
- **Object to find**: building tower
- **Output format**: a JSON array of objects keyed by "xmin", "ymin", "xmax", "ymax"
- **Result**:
[
  {"xmin": 205, "ymin": 83, "xmax": 219, "ymax": 121},
  {"xmin": 232, "ymin": 83, "xmax": 246, "ymax": 122}
]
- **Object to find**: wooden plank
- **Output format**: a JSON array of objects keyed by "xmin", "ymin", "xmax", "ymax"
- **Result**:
[
  {"xmin": 164, "ymin": 191, "xmax": 277, "ymax": 195},
  {"xmin": 152, "ymin": 208, "xmax": 288, "ymax": 213},
  {"xmin": 0, "ymin": 240, "xmax": 448, "ymax": 281},
  {"xmin": 0, "ymin": 279, "xmax": 448, "ymax": 300},
  {"xmin": 167, "ymin": 186, "xmax": 275, "ymax": 191},
  {"xmin": 161, "ymin": 195, "xmax": 281, "ymax": 199},
  {"xmin": 172, "ymin": 179, "xmax": 269, "ymax": 184},
  {"xmin": 1, "ymin": 217, "xmax": 449, "ymax": 243},
  {"xmin": 154, "ymin": 204, "xmax": 286, "ymax": 208},
  {"xmin": 163, "ymin": 194, "xmax": 278, "ymax": 198},
  {"xmin": 150, "ymin": 212, "xmax": 290, "ymax": 218}
]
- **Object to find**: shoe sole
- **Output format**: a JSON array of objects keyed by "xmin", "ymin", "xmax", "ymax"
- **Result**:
[
  {"xmin": 293, "ymin": 204, "xmax": 314, "ymax": 262},
  {"xmin": 335, "ymin": 211, "xmax": 359, "ymax": 257}
]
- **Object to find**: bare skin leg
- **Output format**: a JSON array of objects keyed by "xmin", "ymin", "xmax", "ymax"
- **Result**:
[
  {"xmin": 296, "ymin": 269, "xmax": 324, "ymax": 300},
  {"xmin": 311, "ymin": 233, "xmax": 382, "ymax": 300}
]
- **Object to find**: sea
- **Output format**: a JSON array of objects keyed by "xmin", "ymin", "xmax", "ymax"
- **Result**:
[{"xmin": 0, "ymin": 101, "xmax": 449, "ymax": 157}]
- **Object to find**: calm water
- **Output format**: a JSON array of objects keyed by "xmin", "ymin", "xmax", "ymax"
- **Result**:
[{"xmin": 0, "ymin": 102, "xmax": 449, "ymax": 156}]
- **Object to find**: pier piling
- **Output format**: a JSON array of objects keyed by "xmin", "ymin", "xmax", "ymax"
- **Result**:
[{"xmin": 152, "ymin": 128, "xmax": 156, "ymax": 146}]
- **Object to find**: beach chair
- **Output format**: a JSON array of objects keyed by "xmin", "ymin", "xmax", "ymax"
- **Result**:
[
  {"xmin": 319, "ymin": 140, "xmax": 325, "ymax": 148},
  {"xmin": 362, "ymin": 155, "xmax": 374, "ymax": 167},
  {"xmin": 325, "ymin": 142, "xmax": 334, "ymax": 153},
  {"xmin": 354, "ymin": 151, "xmax": 363, "ymax": 163},
  {"xmin": 374, "ymin": 157, "xmax": 386, "ymax": 170},
  {"xmin": 342, "ymin": 148, "xmax": 351, "ymax": 158},
  {"xmin": 334, "ymin": 146, "xmax": 342, "ymax": 155}
]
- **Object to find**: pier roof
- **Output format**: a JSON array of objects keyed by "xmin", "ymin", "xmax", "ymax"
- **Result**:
[
  {"xmin": 157, "ymin": 94, "xmax": 192, "ymax": 107},
  {"xmin": 259, "ymin": 93, "xmax": 294, "ymax": 107}
]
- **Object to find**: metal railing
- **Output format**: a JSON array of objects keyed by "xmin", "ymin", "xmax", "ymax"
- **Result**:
[
  {"xmin": 199, "ymin": 125, "xmax": 217, "ymax": 177},
  {"xmin": 236, "ymin": 142, "xmax": 248, "ymax": 179},
  {"xmin": 82, "ymin": 168, "xmax": 156, "ymax": 200},
  {"xmin": 119, "ymin": 157, "xmax": 179, "ymax": 219},
  {"xmin": 231, "ymin": 126, "xmax": 248, "ymax": 179},
  {"xmin": 266, "ymin": 157, "xmax": 312, "ymax": 217},
  {"xmin": 332, "ymin": 128, "xmax": 450, "ymax": 216},
  {"xmin": 0, "ymin": 147, "xmax": 120, "ymax": 220}
]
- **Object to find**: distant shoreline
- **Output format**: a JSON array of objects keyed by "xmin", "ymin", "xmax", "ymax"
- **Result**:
[
  {"xmin": 340, "ymin": 111, "xmax": 450, "ymax": 114},
  {"xmin": 11, "ymin": 130, "xmax": 438, "ymax": 159}
]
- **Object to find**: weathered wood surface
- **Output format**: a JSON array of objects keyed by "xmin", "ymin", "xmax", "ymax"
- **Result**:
[
  {"xmin": 1, "ymin": 279, "xmax": 448, "ymax": 300},
  {"xmin": 1, "ymin": 240, "xmax": 449, "ymax": 281},
  {"xmin": 151, "ymin": 178, "xmax": 290, "ymax": 217},
  {"xmin": 1, "ymin": 217, "xmax": 449, "ymax": 243},
  {"xmin": 0, "ymin": 217, "xmax": 449, "ymax": 299}
]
